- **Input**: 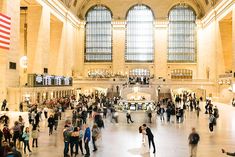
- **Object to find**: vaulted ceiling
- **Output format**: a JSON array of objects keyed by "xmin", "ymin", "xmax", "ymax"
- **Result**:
[{"xmin": 21, "ymin": 0, "xmax": 221, "ymax": 19}]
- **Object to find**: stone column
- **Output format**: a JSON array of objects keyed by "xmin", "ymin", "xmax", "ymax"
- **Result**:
[
  {"xmin": 76, "ymin": 21, "xmax": 85, "ymax": 77},
  {"xmin": 154, "ymin": 20, "xmax": 168, "ymax": 79},
  {"xmin": 27, "ymin": 5, "xmax": 50, "ymax": 74},
  {"xmin": 232, "ymin": 8, "xmax": 235, "ymax": 75},
  {"xmin": 112, "ymin": 20, "xmax": 126, "ymax": 75}
]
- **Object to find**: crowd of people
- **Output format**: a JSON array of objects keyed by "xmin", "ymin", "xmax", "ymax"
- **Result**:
[{"xmin": 0, "ymin": 90, "xmax": 233, "ymax": 157}]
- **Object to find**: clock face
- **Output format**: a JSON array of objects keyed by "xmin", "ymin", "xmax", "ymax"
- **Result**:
[{"xmin": 36, "ymin": 75, "xmax": 43, "ymax": 83}]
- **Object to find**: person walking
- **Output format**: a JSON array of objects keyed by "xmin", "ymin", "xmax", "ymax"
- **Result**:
[
  {"xmin": 48, "ymin": 115, "xmax": 55, "ymax": 135},
  {"xmin": 188, "ymin": 127, "xmax": 200, "ymax": 157},
  {"xmin": 126, "ymin": 110, "xmax": 134, "ymax": 124},
  {"xmin": 196, "ymin": 105, "xmax": 201, "ymax": 118},
  {"xmin": 22, "ymin": 127, "xmax": 32, "ymax": 154},
  {"xmin": 142, "ymin": 124, "xmax": 156, "ymax": 153},
  {"xmin": 84, "ymin": 124, "xmax": 91, "ymax": 157},
  {"xmin": 209, "ymin": 113, "xmax": 215, "ymax": 132},
  {"xmin": 159, "ymin": 106, "xmax": 165, "ymax": 122}
]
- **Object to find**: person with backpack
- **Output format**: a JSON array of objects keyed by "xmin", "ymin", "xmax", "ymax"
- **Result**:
[
  {"xmin": 3, "ymin": 124, "xmax": 11, "ymax": 144},
  {"xmin": 22, "ymin": 127, "xmax": 32, "ymax": 154},
  {"xmin": 188, "ymin": 127, "xmax": 200, "ymax": 157},
  {"xmin": 63, "ymin": 125, "xmax": 71, "ymax": 157}
]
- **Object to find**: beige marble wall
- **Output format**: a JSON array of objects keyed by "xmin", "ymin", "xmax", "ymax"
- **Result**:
[
  {"xmin": 112, "ymin": 22, "xmax": 125, "ymax": 74},
  {"xmin": 75, "ymin": 23, "xmax": 85, "ymax": 77},
  {"xmin": 154, "ymin": 23, "xmax": 168, "ymax": 79},
  {"xmin": 0, "ymin": 0, "xmax": 20, "ymax": 106},
  {"xmin": 233, "ymin": 8, "xmax": 235, "ymax": 74}
]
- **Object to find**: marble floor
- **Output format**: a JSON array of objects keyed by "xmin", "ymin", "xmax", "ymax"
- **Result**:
[{"xmin": 23, "ymin": 102, "xmax": 235, "ymax": 157}]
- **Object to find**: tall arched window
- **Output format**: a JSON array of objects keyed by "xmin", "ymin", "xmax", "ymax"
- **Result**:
[
  {"xmin": 85, "ymin": 5, "xmax": 112, "ymax": 62},
  {"xmin": 126, "ymin": 5, "xmax": 154, "ymax": 62},
  {"xmin": 168, "ymin": 5, "xmax": 196, "ymax": 62}
]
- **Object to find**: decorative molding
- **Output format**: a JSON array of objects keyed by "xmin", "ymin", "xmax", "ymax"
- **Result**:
[
  {"xmin": 111, "ymin": 20, "xmax": 126, "ymax": 29},
  {"xmin": 155, "ymin": 20, "xmax": 169, "ymax": 28},
  {"xmin": 201, "ymin": 0, "xmax": 235, "ymax": 27},
  {"xmin": 37, "ymin": 0, "xmax": 80, "ymax": 27}
]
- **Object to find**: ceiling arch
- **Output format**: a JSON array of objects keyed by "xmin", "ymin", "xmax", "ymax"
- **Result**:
[{"xmin": 59, "ymin": 0, "xmax": 219, "ymax": 20}]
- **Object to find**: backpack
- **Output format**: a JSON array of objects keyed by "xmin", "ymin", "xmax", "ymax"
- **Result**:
[
  {"xmin": 3, "ymin": 127, "xmax": 10, "ymax": 135},
  {"xmin": 190, "ymin": 133, "xmax": 199, "ymax": 144}
]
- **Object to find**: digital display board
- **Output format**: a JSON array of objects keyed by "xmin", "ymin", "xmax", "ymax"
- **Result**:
[{"xmin": 28, "ymin": 74, "xmax": 73, "ymax": 87}]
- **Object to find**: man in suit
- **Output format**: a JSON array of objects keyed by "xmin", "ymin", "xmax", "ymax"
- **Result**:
[{"xmin": 143, "ymin": 124, "xmax": 156, "ymax": 153}]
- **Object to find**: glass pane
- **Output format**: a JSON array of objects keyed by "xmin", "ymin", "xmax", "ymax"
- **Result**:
[
  {"xmin": 126, "ymin": 5, "xmax": 154, "ymax": 62},
  {"xmin": 168, "ymin": 5, "xmax": 196, "ymax": 62},
  {"xmin": 85, "ymin": 6, "xmax": 112, "ymax": 61}
]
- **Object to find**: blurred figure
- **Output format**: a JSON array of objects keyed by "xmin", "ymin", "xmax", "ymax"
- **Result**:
[
  {"xmin": 222, "ymin": 148, "xmax": 235, "ymax": 156},
  {"xmin": 188, "ymin": 128, "xmax": 200, "ymax": 157},
  {"xmin": 126, "ymin": 110, "xmax": 134, "ymax": 124}
]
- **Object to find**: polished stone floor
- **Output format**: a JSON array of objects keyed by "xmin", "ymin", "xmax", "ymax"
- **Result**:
[{"xmin": 23, "ymin": 102, "xmax": 235, "ymax": 157}]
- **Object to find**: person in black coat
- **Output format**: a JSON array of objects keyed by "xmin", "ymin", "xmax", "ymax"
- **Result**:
[
  {"xmin": 48, "ymin": 115, "xmax": 55, "ymax": 135},
  {"xmin": 143, "ymin": 124, "xmax": 156, "ymax": 153}
]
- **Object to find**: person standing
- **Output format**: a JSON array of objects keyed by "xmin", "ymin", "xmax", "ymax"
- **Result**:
[
  {"xmin": 70, "ymin": 127, "xmax": 79, "ymax": 156},
  {"xmin": 0, "ymin": 129, "xmax": 3, "ymax": 147},
  {"xmin": 188, "ymin": 128, "xmax": 200, "ymax": 157},
  {"xmin": 84, "ymin": 124, "xmax": 91, "ymax": 157},
  {"xmin": 142, "ymin": 124, "xmax": 156, "ymax": 154},
  {"xmin": 91, "ymin": 124, "xmax": 100, "ymax": 152},
  {"xmin": 22, "ymin": 127, "xmax": 32, "ymax": 154},
  {"xmin": 43, "ymin": 107, "xmax": 48, "ymax": 119},
  {"xmin": 31, "ymin": 124, "xmax": 39, "ymax": 147},
  {"xmin": 78, "ymin": 127, "xmax": 84, "ymax": 155},
  {"xmin": 19, "ymin": 102, "xmax": 23, "ymax": 112},
  {"xmin": 63, "ymin": 125, "xmax": 71, "ymax": 157},
  {"xmin": 12, "ymin": 121, "xmax": 21, "ymax": 148},
  {"xmin": 3, "ymin": 124, "xmax": 11, "ymax": 144},
  {"xmin": 1, "ymin": 99, "xmax": 7, "ymax": 111}
]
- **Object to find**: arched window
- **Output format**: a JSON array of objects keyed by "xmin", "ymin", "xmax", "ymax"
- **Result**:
[
  {"xmin": 168, "ymin": 5, "xmax": 196, "ymax": 62},
  {"xmin": 85, "ymin": 5, "xmax": 112, "ymax": 62},
  {"xmin": 126, "ymin": 5, "xmax": 154, "ymax": 62}
]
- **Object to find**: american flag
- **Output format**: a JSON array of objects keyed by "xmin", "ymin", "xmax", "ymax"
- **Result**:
[{"xmin": 0, "ymin": 13, "xmax": 11, "ymax": 50}]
